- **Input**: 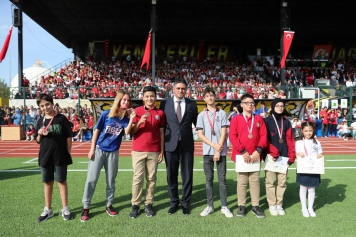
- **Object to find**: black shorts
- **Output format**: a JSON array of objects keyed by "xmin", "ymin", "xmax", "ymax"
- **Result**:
[{"xmin": 41, "ymin": 165, "xmax": 68, "ymax": 183}]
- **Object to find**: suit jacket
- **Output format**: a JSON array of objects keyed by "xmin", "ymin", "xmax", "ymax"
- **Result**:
[{"xmin": 160, "ymin": 97, "xmax": 198, "ymax": 152}]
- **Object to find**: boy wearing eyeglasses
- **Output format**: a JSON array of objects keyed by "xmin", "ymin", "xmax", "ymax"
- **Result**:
[
  {"xmin": 264, "ymin": 98, "xmax": 296, "ymax": 216},
  {"xmin": 229, "ymin": 94, "xmax": 267, "ymax": 218}
]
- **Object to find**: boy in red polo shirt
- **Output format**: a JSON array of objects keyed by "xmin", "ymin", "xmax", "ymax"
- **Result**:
[
  {"xmin": 229, "ymin": 93, "xmax": 267, "ymax": 218},
  {"xmin": 129, "ymin": 86, "xmax": 165, "ymax": 218}
]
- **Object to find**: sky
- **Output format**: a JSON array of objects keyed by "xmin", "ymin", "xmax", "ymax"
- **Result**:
[{"xmin": 0, "ymin": 1, "xmax": 73, "ymax": 86}]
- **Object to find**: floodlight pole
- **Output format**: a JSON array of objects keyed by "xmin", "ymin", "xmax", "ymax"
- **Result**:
[
  {"xmin": 151, "ymin": 0, "xmax": 156, "ymax": 86},
  {"xmin": 280, "ymin": 0, "xmax": 285, "ymax": 87},
  {"xmin": 16, "ymin": 3, "xmax": 23, "ymax": 92}
]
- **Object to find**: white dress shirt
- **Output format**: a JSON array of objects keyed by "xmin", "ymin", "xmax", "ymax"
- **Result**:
[{"xmin": 173, "ymin": 97, "xmax": 186, "ymax": 119}]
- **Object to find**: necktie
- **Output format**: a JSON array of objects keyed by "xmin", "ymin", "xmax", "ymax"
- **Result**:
[{"xmin": 176, "ymin": 101, "xmax": 182, "ymax": 123}]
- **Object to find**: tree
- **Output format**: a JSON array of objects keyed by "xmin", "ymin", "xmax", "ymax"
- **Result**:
[{"xmin": 0, "ymin": 79, "xmax": 11, "ymax": 99}]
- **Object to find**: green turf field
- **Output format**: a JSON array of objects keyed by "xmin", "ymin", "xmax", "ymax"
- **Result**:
[{"xmin": 0, "ymin": 155, "xmax": 355, "ymax": 237}]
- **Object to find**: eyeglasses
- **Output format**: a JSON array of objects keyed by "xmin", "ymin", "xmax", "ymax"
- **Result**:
[
  {"xmin": 275, "ymin": 105, "xmax": 285, "ymax": 108},
  {"xmin": 241, "ymin": 102, "xmax": 255, "ymax": 106}
]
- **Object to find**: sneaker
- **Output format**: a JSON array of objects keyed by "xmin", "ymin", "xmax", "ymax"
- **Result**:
[
  {"xmin": 81, "ymin": 208, "xmax": 90, "ymax": 222},
  {"xmin": 302, "ymin": 209, "xmax": 310, "ymax": 217},
  {"xmin": 221, "ymin": 206, "xmax": 233, "ymax": 218},
  {"xmin": 144, "ymin": 204, "xmax": 155, "ymax": 217},
  {"xmin": 269, "ymin": 205, "xmax": 278, "ymax": 216},
  {"xmin": 79, "ymin": 139, "xmax": 82, "ymax": 142},
  {"xmin": 344, "ymin": 138, "xmax": 348, "ymax": 141},
  {"xmin": 37, "ymin": 207, "xmax": 54, "ymax": 222},
  {"xmin": 129, "ymin": 205, "xmax": 140, "ymax": 218},
  {"xmin": 106, "ymin": 205, "xmax": 117, "ymax": 216},
  {"xmin": 60, "ymin": 207, "xmax": 73, "ymax": 220},
  {"xmin": 236, "ymin": 206, "xmax": 246, "ymax": 217},
  {"xmin": 308, "ymin": 209, "xmax": 317, "ymax": 217},
  {"xmin": 200, "ymin": 206, "xmax": 214, "ymax": 217},
  {"xmin": 276, "ymin": 205, "xmax": 285, "ymax": 215},
  {"xmin": 252, "ymin": 206, "xmax": 266, "ymax": 218}
]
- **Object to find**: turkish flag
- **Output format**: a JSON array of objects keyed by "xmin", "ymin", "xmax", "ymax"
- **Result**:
[
  {"xmin": 105, "ymin": 40, "xmax": 109, "ymax": 61},
  {"xmin": 0, "ymin": 26, "xmax": 13, "ymax": 63},
  {"xmin": 280, "ymin": 31, "xmax": 294, "ymax": 68},
  {"xmin": 198, "ymin": 40, "xmax": 204, "ymax": 63},
  {"xmin": 140, "ymin": 30, "xmax": 152, "ymax": 70}
]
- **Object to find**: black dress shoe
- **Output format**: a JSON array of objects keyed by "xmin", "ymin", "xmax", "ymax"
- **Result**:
[
  {"xmin": 168, "ymin": 206, "xmax": 178, "ymax": 215},
  {"xmin": 182, "ymin": 207, "xmax": 190, "ymax": 215}
]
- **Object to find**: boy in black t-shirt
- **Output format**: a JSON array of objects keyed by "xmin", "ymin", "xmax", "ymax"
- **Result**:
[{"xmin": 35, "ymin": 94, "xmax": 74, "ymax": 222}]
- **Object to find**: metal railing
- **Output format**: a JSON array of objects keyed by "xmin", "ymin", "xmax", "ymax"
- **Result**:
[
  {"xmin": 8, "ymin": 85, "xmax": 354, "ymax": 100},
  {"xmin": 28, "ymin": 58, "xmax": 73, "ymax": 81}
]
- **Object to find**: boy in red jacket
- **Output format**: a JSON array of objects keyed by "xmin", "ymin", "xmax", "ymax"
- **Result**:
[{"xmin": 229, "ymin": 94, "xmax": 267, "ymax": 218}]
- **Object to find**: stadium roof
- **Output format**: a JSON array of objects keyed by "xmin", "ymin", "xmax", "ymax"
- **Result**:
[{"xmin": 10, "ymin": 0, "xmax": 356, "ymax": 48}]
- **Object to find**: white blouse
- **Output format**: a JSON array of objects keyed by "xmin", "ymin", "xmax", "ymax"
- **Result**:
[{"xmin": 295, "ymin": 139, "xmax": 323, "ymax": 157}]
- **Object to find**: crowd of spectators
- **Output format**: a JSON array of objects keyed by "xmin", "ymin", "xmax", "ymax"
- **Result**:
[
  {"xmin": 0, "ymin": 103, "xmax": 94, "ymax": 142},
  {"xmin": 11, "ymin": 55, "xmax": 356, "ymax": 100}
]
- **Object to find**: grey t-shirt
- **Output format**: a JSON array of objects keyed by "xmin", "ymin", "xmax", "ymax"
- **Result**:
[{"xmin": 196, "ymin": 108, "xmax": 229, "ymax": 156}]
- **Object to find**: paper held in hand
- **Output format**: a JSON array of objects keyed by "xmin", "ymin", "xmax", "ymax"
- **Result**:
[
  {"xmin": 235, "ymin": 155, "xmax": 260, "ymax": 172},
  {"xmin": 264, "ymin": 154, "xmax": 289, "ymax": 174},
  {"xmin": 297, "ymin": 155, "xmax": 325, "ymax": 174}
]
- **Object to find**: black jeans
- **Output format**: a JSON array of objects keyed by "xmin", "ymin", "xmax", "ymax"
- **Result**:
[
  {"xmin": 203, "ymin": 155, "xmax": 228, "ymax": 207},
  {"xmin": 322, "ymin": 124, "xmax": 328, "ymax": 137},
  {"xmin": 328, "ymin": 124, "xmax": 337, "ymax": 137}
]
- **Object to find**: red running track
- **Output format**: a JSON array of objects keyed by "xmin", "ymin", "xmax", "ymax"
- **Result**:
[{"xmin": 0, "ymin": 138, "xmax": 355, "ymax": 158}]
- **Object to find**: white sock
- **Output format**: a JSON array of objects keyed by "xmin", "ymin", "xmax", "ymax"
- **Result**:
[
  {"xmin": 299, "ymin": 185, "xmax": 307, "ymax": 211},
  {"xmin": 307, "ymin": 187, "xmax": 316, "ymax": 210}
]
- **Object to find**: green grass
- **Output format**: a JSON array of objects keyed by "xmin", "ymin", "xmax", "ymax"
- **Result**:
[{"xmin": 0, "ymin": 155, "xmax": 355, "ymax": 237}]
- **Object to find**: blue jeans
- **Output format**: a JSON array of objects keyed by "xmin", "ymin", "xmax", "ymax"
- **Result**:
[{"xmin": 203, "ymin": 155, "xmax": 228, "ymax": 207}]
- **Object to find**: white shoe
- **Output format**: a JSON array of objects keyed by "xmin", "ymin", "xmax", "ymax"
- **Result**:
[
  {"xmin": 37, "ymin": 207, "xmax": 54, "ymax": 222},
  {"xmin": 344, "ymin": 138, "xmax": 348, "ymax": 141},
  {"xmin": 79, "ymin": 139, "xmax": 82, "ymax": 142},
  {"xmin": 302, "ymin": 209, "xmax": 310, "ymax": 217},
  {"xmin": 269, "ymin": 205, "xmax": 278, "ymax": 216},
  {"xmin": 200, "ymin": 206, "xmax": 214, "ymax": 217},
  {"xmin": 276, "ymin": 205, "xmax": 285, "ymax": 215},
  {"xmin": 308, "ymin": 209, "xmax": 317, "ymax": 217},
  {"xmin": 221, "ymin": 206, "xmax": 233, "ymax": 218}
]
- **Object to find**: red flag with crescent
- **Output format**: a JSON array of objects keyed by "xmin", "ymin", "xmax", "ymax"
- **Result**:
[
  {"xmin": 141, "ymin": 30, "xmax": 152, "ymax": 70},
  {"xmin": 198, "ymin": 40, "xmax": 204, "ymax": 63},
  {"xmin": 0, "ymin": 26, "xmax": 13, "ymax": 63},
  {"xmin": 280, "ymin": 31, "xmax": 294, "ymax": 68},
  {"xmin": 105, "ymin": 40, "xmax": 109, "ymax": 61}
]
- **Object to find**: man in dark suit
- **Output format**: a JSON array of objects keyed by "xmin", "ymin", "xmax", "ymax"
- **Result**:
[{"xmin": 160, "ymin": 78, "xmax": 198, "ymax": 215}]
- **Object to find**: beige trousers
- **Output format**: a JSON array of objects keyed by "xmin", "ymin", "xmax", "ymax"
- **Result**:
[
  {"xmin": 237, "ymin": 171, "xmax": 260, "ymax": 206},
  {"xmin": 131, "ymin": 151, "xmax": 159, "ymax": 206},
  {"xmin": 265, "ymin": 170, "xmax": 287, "ymax": 206}
]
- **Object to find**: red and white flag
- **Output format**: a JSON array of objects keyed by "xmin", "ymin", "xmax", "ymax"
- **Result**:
[
  {"xmin": 280, "ymin": 31, "xmax": 294, "ymax": 68},
  {"xmin": 140, "ymin": 30, "xmax": 152, "ymax": 70},
  {"xmin": 0, "ymin": 26, "xmax": 13, "ymax": 63},
  {"xmin": 105, "ymin": 40, "xmax": 109, "ymax": 61}
]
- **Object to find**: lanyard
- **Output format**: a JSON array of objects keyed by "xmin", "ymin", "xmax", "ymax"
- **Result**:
[
  {"xmin": 272, "ymin": 114, "xmax": 284, "ymax": 143},
  {"xmin": 242, "ymin": 113, "xmax": 254, "ymax": 138},
  {"xmin": 205, "ymin": 108, "xmax": 216, "ymax": 135},
  {"xmin": 42, "ymin": 113, "xmax": 56, "ymax": 132},
  {"xmin": 302, "ymin": 139, "xmax": 312, "ymax": 156}
]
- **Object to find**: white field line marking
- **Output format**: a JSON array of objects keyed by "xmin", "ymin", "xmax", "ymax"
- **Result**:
[
  {"xmin": 327, "ymin": 160, "xmax": 356, "ymax": 162},
  {"xmin": 2, "ymin": 167, "xmax": 356, "ymax": 172},
  {"xmin": 78, "ymin": 161, "xmax": 166, "ymax": 164},
  {"xmin": 22, "ymin": 158, "xmax": 38, "ymax": 164}
]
